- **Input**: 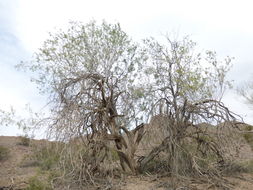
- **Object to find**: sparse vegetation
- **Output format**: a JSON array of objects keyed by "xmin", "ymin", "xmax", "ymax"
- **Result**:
[
  {"xmin": 242, "ymin": 125, "xmax": 253, "ymax": 150},
  {"xmin": 241, "ymin": 159, "xmax": 253, "ymax": 173},
  {"xmin": 243, "ymin": 133, "xmax": 253, "ymax": 149},
  {"xmin": 0, "ymin": 145, "xmax": 10, "ymax": 161},
  {"xmin": 30, "ymin": 143, "xmax": 60, "ymax": 171},
  {"xmin": 18, "ymin": 135, "xmax": 31, "ymax": 146},
  {"xmin": 25, "ymin": 176, "xmax": 52, "ymax": 190}
]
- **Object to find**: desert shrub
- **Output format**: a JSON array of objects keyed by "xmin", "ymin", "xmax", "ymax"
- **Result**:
[
  {"xmin": 18, "ymin": 135, "xmax": 31, "ymax": 146},
  {"xmin": 25, "ymin": 176, "xmax": 52, "ymax": 190},
  {"xmin": 238, "ymin": 160, "xmax": 253, "ymax": 173},
  {"xmin": 242, "ymin": 125, "xmax": 253, "ymax": 150},
  {"xmin": 219, "ymin": 159, "xmax": 253, "ymax": 176},
  {"xmin": 32, "ymin": 144, "xmax": 60, "ymax": 170},
  {"xmin": 0, "ymin": 145, "xmax": 10, "ymax": 161},
  {"xmin": 244, "ymin": 125, "xmax": 253, "ymax": 131},
  {"xmin": 220, "ymin": 161, "xmax": 248, "ymax": 175},
  {"xmin": 243, "ymin": 133, "xmax": 253, "ymax": 148},
  {"xmin": 245, "ymin": 160, "xmax": 253, "ymax": 173}
]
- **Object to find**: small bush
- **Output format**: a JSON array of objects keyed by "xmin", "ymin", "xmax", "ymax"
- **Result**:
[
  {"xmin": 239, "ymin": 160, "xmax": 253, "ymax": 173},
  {"xmin": 220, "ymin": 161, "xmax": 248, "ymax": 175},
  {"xmin": 25, "ymin": 176, "xmax": 52, "ymax": 190},
  {"xmin": 0, "ymin": 145, "xmax": 10, "ymax": 161},
  {"xmin": 244, "ymin": 133, "xmax": 253, "ymax": 143},
  {"xmin": 18, "ymin": 135, "xmax": 31, "ymax": 146},
  {"xmin": 243, "ymin": 130, "xmax": 253, "ymax": 150},
  {"xmin": 244, "ymin": 125, "xmax": 253, "ymax": 131},
  {"xmin": 32, "ymin": 144, "xmax": 60, "ymax": 171}
]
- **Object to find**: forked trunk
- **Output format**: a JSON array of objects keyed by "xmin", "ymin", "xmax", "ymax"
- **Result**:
[{"xmin": 114, "ymin": 123, "xmax": 145, "ymax": 174}]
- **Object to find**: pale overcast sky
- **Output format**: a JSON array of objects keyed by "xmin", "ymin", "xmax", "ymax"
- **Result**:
[{"xmin": 1, "ymin": 0, "xmax": 253, "ymax": 136}]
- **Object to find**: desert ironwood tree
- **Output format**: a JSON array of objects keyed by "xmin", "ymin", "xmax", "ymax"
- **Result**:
[
  {"xmin": 139, "ymin": 37, "xmax": 241, "ymax": 176},
  {"xmin": 21, "ymin": 21, "xmax": 241, "ymax": 180}
]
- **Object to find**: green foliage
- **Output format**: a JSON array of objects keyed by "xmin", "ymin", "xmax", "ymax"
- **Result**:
[
  {"xmin": 25, "ymin": 176, "xmax": 52, "ymax": 190},
  {"xmin": 143, "ymin": 36, "xmax": 233, "ymax": 103},
  {"xmin": 0, "ymin": 145, "xmax": 10, "ymax": 161},
  {"xmin": 20, "ymin": 20, "xmax": 147, "ymax": 137}
]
